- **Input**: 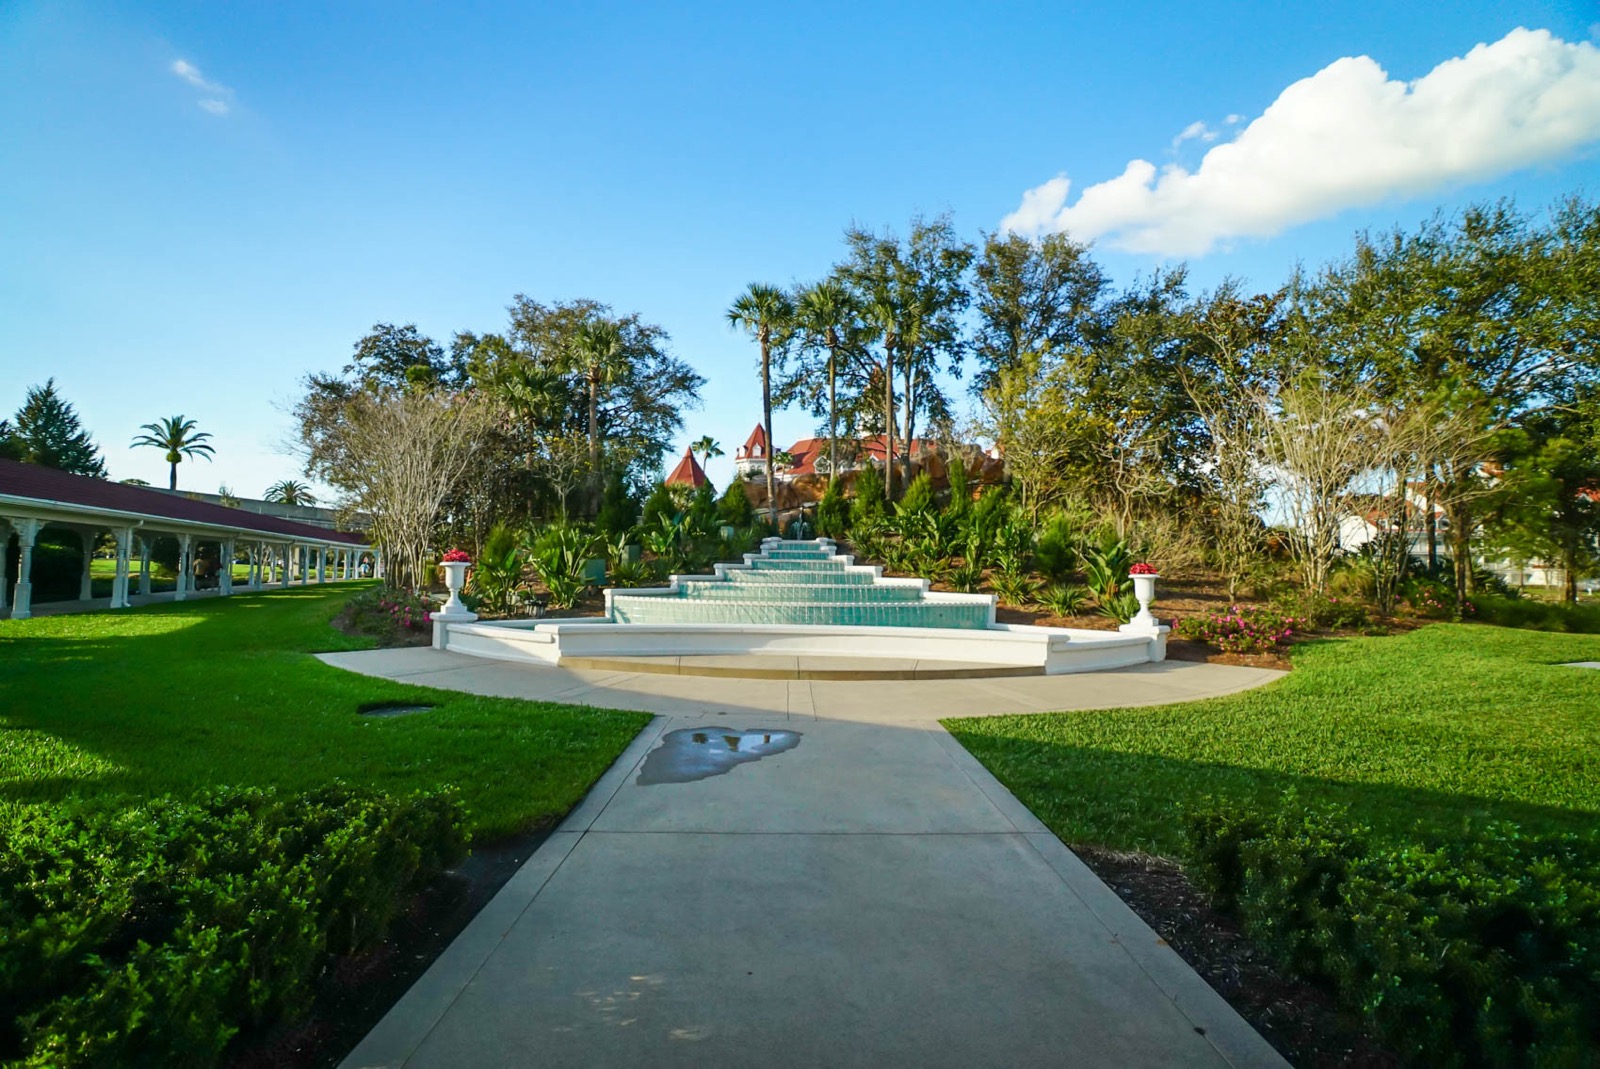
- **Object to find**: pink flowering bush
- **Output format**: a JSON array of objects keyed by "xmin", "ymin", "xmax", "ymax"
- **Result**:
[
  {"xmin": 344, "ymin": 587, "xmax": 433, "ymax": 642},
  {"xmin": 440, "ymin": 549, "xmax": 472, "ymax": 563},
  {"xmin": 1175, "ymin": 605, "xmax": 1302, "ymax": 653}
]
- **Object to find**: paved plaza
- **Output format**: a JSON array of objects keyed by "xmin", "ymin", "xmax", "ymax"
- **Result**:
[{"xmin": 330, "ymin": 649, "xmax": 1288, "ymax": 1068}]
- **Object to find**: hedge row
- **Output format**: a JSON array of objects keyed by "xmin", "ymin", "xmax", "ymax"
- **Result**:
[
  {"xmin": 1, "ymin": 785, "xmax": 468, "ymax": 1067},
  {"xmin": 1185, "ymin": 803, "xmax": 1600, "ymax": 1067}
]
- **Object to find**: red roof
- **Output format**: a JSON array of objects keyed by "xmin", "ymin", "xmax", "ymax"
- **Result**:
[
  {"xmin": 736, "ymin": 423, "xmax": 768, "ymax": 459},
  {"xmin": 0, "ymin": 459, "xmax": 365, "ymax": 544},
  {"xmin": 781, "ymin": 435, "xmax": 939, "ymax": 476},
  {"xmin": 664, "ymin": 446, "xmax": 708, "ymax": 488}
]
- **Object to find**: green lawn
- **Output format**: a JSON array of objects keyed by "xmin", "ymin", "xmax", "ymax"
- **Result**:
[
  {"xmin": 946, "ymin": 624, "xmax": 1600, "ymax": 856},
  {"xmin": 0, "ymin": 585, "xmax": 651, "ymax": 838}
]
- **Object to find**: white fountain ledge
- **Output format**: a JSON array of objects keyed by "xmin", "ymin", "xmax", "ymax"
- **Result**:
[{"xmin": 432, "ymin": 538, "xmax": 1169, "ymax": 677}]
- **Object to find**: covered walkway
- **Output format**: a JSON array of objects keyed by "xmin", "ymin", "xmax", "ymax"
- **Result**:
[{"xmin": 0, "ymin": 459, "xmax": 376, "ymax": 620}]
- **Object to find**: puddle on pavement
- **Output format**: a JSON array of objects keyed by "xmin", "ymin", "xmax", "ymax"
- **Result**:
[{"xmin": 636, "ymin": 727, "xmax": 802, "ymax": 785}]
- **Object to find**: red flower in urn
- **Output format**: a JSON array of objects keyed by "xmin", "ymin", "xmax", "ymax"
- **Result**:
[
  {"xmin": 441, "ymin": 549, "xmax": 472, "ymax": 563},
  {"xmin": 1129, "ymin": 562, "xmax": 1158, "ymax": 575}
]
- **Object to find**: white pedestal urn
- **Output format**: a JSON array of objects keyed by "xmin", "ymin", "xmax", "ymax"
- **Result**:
[
  {"xmin": 432, "ymin": 553, "xmax": 478, "ymax": 650},
  {"xmin": 1118, "ymin": 565, "xmax": 1171, "ymax": 661}
]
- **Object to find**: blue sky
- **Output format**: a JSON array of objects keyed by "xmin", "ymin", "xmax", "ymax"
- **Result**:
[{"xmin": 3, "ymin": 1, "xmax": 1598, "ymax": 495}]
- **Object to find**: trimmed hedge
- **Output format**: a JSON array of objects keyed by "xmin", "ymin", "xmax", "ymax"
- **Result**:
[
  {"xmin": 1186, "ymin": 803, "xmax": 1600, "ymax": 1067},
  {"xmin": 1, "ymin": 785, "xmax": 467, "ymax": 1067}
]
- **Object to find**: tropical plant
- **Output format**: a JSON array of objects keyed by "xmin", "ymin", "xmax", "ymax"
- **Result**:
[
  {"xmin": 527, "ymin": 525, "xmax": 599, "ymax": 609},
  {"xmin": 1037, "ymin": 583, "xmax": 1091, "ymax": 618},
  {"xmin": 1083, "ymin": 536, "xmax": 1133, "ymax": 602},
  {"xmin": 1096, "ymin": 591, "xmax": 1141, "ymax": 624},
  {"xmin": 565, "ymin": 317, "xmax": 625, "ymax": 476},
  {"xmin": 990, "ymin": 571, "xmax": 1040, "ymax": 607},
  {"xmin": 895, "ymin": 472, "xmax": 936, "ymax": 521},
  {"xmin": 470, "ymin": 524, "xmax": 525, "ymax": 614},
  {"xmin": 131, "ymin": 415, "xmax": 215, "ymax": 490},
  {"xmin": 1034, "ymin": 511, "xmax": 1082, "ymax": 581},
  {"xmin": 717, "ymin": 476, "xmax": 756, "ymax": 527},
  {"xmin": 264, "ymin": 479, "xmax": 317, "ymax": 506},
  {"xmin": 947, "ymin": 556, "xmax": 985, "ymax": 593},
  {"xmin": 727, "ymin": 282, "xmax": 794, "ymax": 526}
]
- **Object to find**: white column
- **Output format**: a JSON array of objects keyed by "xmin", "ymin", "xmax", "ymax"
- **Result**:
[
  {"xmin": 138, "ymin": 536, "xmax": 152, "ymax": 597},
  {"xmin": 220, "ymin": 539, "xmax": 235, "ymax": 596},
  {"xmin": 316, "ymin": 546, "xmax": 327, "ymax": 583},
  {"xmin": 282, "ymin": 544, "xmax": 293, "ymax": 588},
  {"xmin": 11, "ymin": 518, "xmax": 42, "ymax": 620},
  {"xmin": 175, "ymin": 534, "xmax": 192, "ymax": 602},
  {"xmin": 78, "ymin": 529, "xmax": 95, "ymax": 601},
  {"xmin": 374, "ymin": 549, "xmax": 385, "ymax": 579},
  {"xmin": 0, "ymin": 519, "xmax": 10, "ymax": 612},
  {"xmin": 112, "ymin": 527, "xmax": 134, "ymax": 608}
]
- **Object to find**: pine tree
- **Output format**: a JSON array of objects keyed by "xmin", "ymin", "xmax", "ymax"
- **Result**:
[
  {"xmin": 816, "ymin": 478, "xmax": 849, "ymax": 539},
  {"xmin": 716, "ymin": 476, "xmax": 756, "ymax": 527},
  {"xmin": 12, "ymin": 379, "xmax": 107, "ymax": 477}
]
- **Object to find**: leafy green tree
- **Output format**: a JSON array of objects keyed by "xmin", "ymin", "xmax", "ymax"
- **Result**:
[
  {"xmin": 596, "ymin": 470, "xmax": 639, "ymax": 537},
  {"xmin": 716, "ymin": 476, "xmax": 755, "ymax": 527},
  {"xmin": 972, "ymin": 230, "xmax": 1108, "ymax": 396},
  {"xmin": 687, "ymin": 479, "xmax": 719, "ymax": 534},
  {"xmin": 1487, "ymin": 398, "xmax": 1600, "ymax": 604},
  {"xmin": 9, "ymin": 380, "xmax": 106, "ymax": 477},
  {"xmin": 815, "ymin": 478, "xmax": 848, "ymax": 539},
  {"xmin": 945, "ymin": 456, "xmax": 971, "ymax": 519},
  {"xmin": 727, "ymin": 283, "xmax": 794, "ymax": 526},
  {"xmin": 639, "ymin": 481, "xmax": 678, "ymax": 529},
  {"xmin": 264, "ymin": 479, "xmax": 317, "ymax": 506},
  {"xmin": 345, "ymin": 323, "xmax": 465, "ymax": 389},
  {"xmin": 132, "ymin": 415, "xmax": 215, "ymax": 490},
  {"xmin": 0, "ymin": 420, "xmax": 20, "ymax": 462}
]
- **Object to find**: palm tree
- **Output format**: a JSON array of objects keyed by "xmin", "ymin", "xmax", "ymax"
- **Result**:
[
  {"xmin": 862, "ymin": 295, "xmax": 901, "ymax": 505},
  {"xmin": 264, "ymin": 479, "xmax": 317, "ymax": 506},
  {"xmin": 691, "ymin": 435, "xmax": 723, "ymax": 471},
  {"xmin": 727, "ymin": 283, "xmax": 794, "ymax": 527},
  {"xmin": 565, "ymin": 318, "xmax": 626, "ymax": 475},
  {"xmin": 131, "ymin": 415, "xmax": 215, "ymax": 490},
  {"xmin": 795, "ymin": 280, "xmax": 857, "ymax": 482}
]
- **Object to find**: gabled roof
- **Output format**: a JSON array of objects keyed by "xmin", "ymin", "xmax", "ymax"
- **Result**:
[
  {"xmin": 736, "ymin": 423, "xmax": 768, "ymax": 458},
  {"xmin": 0, "ymin": 459, "xmax": 366, "ymax": 545},
  {"xmin": 664, "ymin": 447, "xmax": 708, "ymax": 488}
]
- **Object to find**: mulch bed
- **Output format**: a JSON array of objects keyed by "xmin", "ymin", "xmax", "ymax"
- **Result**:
[
  {"xmin": 1074, "ymin": 846, "xmax": 1399, "ymax": 1067},
  {"xmin": 226, "ymin": 824, "xmax": 552, "ymax": 1069}
]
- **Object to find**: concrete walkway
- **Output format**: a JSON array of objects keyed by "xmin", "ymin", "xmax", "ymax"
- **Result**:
[{"xmin": 331, "ymin": 649, "xmax": 1288, "ymax": 1068}]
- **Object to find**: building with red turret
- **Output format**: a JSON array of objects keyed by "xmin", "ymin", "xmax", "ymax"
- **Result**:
[{"xmin": 663, "ymin": 446, "xmax": 709, "ymax": 488}]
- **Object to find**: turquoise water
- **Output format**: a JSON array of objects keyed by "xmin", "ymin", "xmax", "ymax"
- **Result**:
[{"xmin": 609, "ymin": 540, "xmax": 991, "ymax": 630}]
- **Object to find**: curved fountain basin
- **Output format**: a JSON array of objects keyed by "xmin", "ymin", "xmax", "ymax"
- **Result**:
[{"xmin": 431, "ymin": 538, "xmax": 1169, "ymax": 676}]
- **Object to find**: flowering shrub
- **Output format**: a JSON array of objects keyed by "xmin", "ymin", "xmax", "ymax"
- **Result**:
[
  {"xmin": 344, "ymin": 587, "xmax": 432, "ymax": 642},
  {"xmin": 440, "ymin": 549, "xmax": 472, "ymax": 563},
  {"xmin": 1174, "ymin": 605, "xmax": 1302, "ymax": 653},
  {"xmin": 1129, "ymin": 562, "xmax": 1159, "ymax": 576},
  {"xmin": 1402, "ymin": 577, "xmax": 1474, "ymax": 619}
]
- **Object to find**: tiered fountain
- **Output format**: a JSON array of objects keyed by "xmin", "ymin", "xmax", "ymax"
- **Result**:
[{"xmin": 434, "ymin": 538, "xmax": 1168, "ymax": 677}]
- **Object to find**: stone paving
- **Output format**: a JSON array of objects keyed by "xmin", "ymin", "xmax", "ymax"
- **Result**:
[{"xmin": 329, "ymin": 648, "xmax": 1289, "ymax": 1068}]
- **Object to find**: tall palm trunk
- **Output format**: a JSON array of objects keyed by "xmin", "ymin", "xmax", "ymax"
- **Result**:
[
  {"xmin": 882, "ymin": 337, "xmax": 896, "ymax": 504},
  {"xmin": 826, "ymin": 328, "xmax": 839, "ymax": 480},
  {"xmin": 168, "ymin": 461, "xmax": 177, "ymax": 490},
  {"xmin": 761, "ymin": 329, "xmax": 777, "ymax": 528},
  {"xmin": 901, "ymin": 354, "xmax": 917, "ymax": 490}
]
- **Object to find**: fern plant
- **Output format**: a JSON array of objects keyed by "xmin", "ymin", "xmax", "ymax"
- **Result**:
[
  {"xmin": 990, "ymin": 571, "xmax": 1039, "ymax": 607},
  {"xmin": 1038, "ymin": 582, "xmax": 1090, "ymax": 618},
  {"xmin": 1096, "ymin": 591, "xmax": 1140, "ymax": 624}
]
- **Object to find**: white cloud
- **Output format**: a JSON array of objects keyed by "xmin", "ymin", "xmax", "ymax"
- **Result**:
[
  {"xmin": 170, "ymin": 59, "xmax": 234, "ymax": 115},
  {"xmin": 1170, "ymin": 120, "xmax": 1219, "ymax": 151},
  {"xmin": 1003, "ymin": 28, "xmax": 1600, "ymax": 256}
]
